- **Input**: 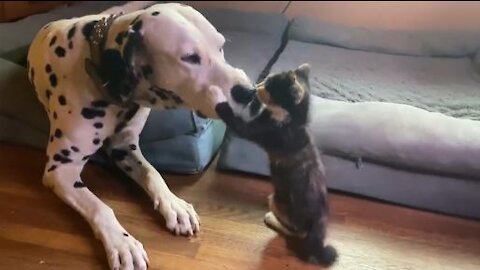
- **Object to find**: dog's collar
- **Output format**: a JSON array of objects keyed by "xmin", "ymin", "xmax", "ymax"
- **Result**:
[{"xmin": 85, "ymin": 12, "xmax": 126, "ymax": 106}]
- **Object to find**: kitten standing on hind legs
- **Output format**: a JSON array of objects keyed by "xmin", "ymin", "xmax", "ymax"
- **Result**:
[{"xmin": 210, "ymin": 63, "xmax": 338, "ymax": 266}]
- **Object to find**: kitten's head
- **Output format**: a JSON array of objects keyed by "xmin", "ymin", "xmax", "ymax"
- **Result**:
[{"xmin": 257, "ymin": 63, "xmax": 311, "ymax": 125}]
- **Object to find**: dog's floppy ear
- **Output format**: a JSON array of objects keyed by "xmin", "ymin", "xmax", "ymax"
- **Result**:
[{"xmin": 98, "ymin": 18, "xmax": 146, "ymax": 106}]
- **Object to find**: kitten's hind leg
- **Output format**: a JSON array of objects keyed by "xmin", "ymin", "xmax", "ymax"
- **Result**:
[{"xmin": 264, "ymin": 211, "xmax": 297, "ymax": 237}]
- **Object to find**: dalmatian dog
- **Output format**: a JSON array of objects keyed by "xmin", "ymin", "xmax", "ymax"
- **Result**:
[{"xmin": 27, "ymin": 2, "xmax": 249, "ymax": 269}]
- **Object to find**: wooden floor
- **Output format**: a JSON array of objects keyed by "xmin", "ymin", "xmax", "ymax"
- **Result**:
[{"xmin": 0, "ymin": 143, "xmax": 479, "ymax": 270}]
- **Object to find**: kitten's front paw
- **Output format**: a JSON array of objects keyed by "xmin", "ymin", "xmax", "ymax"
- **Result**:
[{"xmin": 231, "ymin": 85, "xmax": 256, "ymax": 104}]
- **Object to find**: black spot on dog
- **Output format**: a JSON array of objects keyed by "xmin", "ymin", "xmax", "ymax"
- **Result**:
[
  {"xmin": 61, "ymin": 149, "xmax": 70, "ymax": 156},
  {"xmin": 58, "ymin": 95, "xmax": 66, "ymax": 106},
  {"xmin": 68, "ymin": 41, "xmax": 74, "ymax": 49},
  {"xmin": 111, "ymin": 149, "xmax": 128, "ymax": 161},
  {"xmin": 129, "ymin": 144, "xmax": 137, "ymax": 151},
  {"xmin": 124, "ymin": 104, "xmax": 139, "ymax": 121},
  {"xmin": 91, "ymin": 100, "xmax": 109, "ymax": 108},
  {"xmin": 137, "ymin": 161, "xmax": 142, "ymax": 165},
  {"xmin": 49, "ymin": 74, "xmax": 58, "ymax": 87},
  {"xmin": 73, "ymin": 181, "xmax": 86, "ymax": 188},
  {"xmin": 132, "ymin": 20, "xmax": 143, "ymax": 32},
  {"xmin": 151, "ymin": 11, "xmax": 160, "ymax": 16},
  {"xmin": 99, "ymin": 49, "xmax": 139, "ymax": 102},
  {"xmin": 49, "ymin": 36, "xmax": 57, "ymax": 47},
  {"xmin": 67, "ymin": 25, "xmax": 77, "ymax": 40},
  {"xmin": 71, "ymin": 146, "xmax": 79, "ymax": 152},
  {"xmin": 55, "ymin": 46, "xmax": 66, "ymax": 57},
  {"xmin": 94, "ymin": 122, "xmax": 103, "ymax": 129},
  {"xmin": 172, "ymin": 94, "xmax": 183, "ymax": 104},
  {"xmin": 114, "ymin": 122, "xmax": 126, "ymax": 133},
  {"xmin": 124, "ymin": 166, "xmax": 132, "ymax": 172},
  {"xmin": 81, "ymin": 108, "xmax": 105, "ymax": 119},
  {"xmin": 46, "ymin": 89, "xmax": 52, "ymax": 100},
  {"xmin": 53, "ymin": 111, "xmax": 57, "ymax": 119},
  {"xmin": 95, "ymin": 132, "xmax": 98, "ymax": 136},
  {"xmin": 53, "ymin": 153, "xmax": 72, "ymax": 164},
  {"xmin": 68, "ymin": 111, "xmax": 72, "ymax": 114},
  {"xmin": 93, "ymin": 138, "xmax": 101, "ymax": 145},
  {"xmin": 47, "ymin": 165, "xmax": 57, "ymax": 172},
  {"xmin": 149, "ymin": 87, "xmax": 168, "ymax": 100},
  {"xmin": 149, "ymin": 87, "xmax": 182, "ymax": 104},
  {"xmin": 82, "ymin": 20, "xmax": 99, "ymax": 39},
  {"xmin": 45, "ymin": 64, "xmax": 52, "ymax": 73},
  {"xmin": 54, "ymin": 128, "xmax": 63, "ymax": 138},
  {"xmin": 141, "ymin": 65, "xmax": 153, "ymax": 78},
  {"xmin": 123, "ymin": 233, "xmax": 129, "ymax": 237},
  {"xmin": 115, "ymin": 32, "xmax": 125, "ymax": 46}
]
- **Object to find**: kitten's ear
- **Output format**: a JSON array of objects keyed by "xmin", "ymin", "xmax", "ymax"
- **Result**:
[
  {"xmin": 287, "ymin": 70, "xmax": 296, "ymax": 83},
  {"xmin": 294, "ymin": 63, "xmax": 310, "ymax": 80},
  {"xmin": 292, "ymin": 82, "xmax": 305, "ymax": 104}
]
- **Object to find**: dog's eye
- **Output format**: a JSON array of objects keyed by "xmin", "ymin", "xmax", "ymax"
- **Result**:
[{"xmin": 181, "ymin": 53, "xmax": 201, "ymax": 65}]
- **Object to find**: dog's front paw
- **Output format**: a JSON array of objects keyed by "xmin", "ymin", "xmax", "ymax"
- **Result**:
[
  {"xmin": 155, "ymin": 194, "xmax": 200, "ymax": 236},
  {"xmin": 104, "ymin": 231, "xmax": 149, "ymax": 270}
]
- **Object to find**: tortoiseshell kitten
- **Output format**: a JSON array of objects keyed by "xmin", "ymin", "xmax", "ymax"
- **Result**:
[{"xmin": 214, "ymin": 64, "xmax": 338, "ymax": 266}]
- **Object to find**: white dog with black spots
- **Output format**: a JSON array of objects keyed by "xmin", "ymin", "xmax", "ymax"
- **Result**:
[{"xmin": 27, "ymin": 2, "xmax": 249, "ymax": 269}]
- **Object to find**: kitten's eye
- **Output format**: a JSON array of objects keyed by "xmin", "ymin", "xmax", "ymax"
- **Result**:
[{"xmin": 181, "ymin": 53, "xmax": 201, "ymax": 65}]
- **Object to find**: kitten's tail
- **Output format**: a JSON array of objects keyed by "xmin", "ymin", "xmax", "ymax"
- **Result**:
[{"xmin": 304, "ymin": 218, "xmax": 338, "ymax": 266}]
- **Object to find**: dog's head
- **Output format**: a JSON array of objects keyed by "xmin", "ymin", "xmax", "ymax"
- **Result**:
[{"xmin": 105, "ymin": 3, "xmax": 251, "ymax": 118}]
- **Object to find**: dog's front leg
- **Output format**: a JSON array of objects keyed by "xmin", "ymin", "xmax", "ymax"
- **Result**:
[
  {"xmin": 105, "ymin": 107, "xmax": 200, "ymax": 236},
  {"xmin": 43, "ymin": 161, "xmax": 149, "ymax": 270}
]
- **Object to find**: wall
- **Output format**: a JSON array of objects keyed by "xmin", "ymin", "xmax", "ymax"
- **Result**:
[{"xmin": 183, "ymin": 1, "xmax": 480, "ymax": 30}]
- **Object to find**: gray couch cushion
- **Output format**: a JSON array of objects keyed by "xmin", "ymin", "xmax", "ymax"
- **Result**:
[
  {"xmin": 217, "ymin": 135, "xmax": 480, "ymax": 219},
  {"xmin": 0, "ymin": 5, "xmax": 289, "ymax": 174},
  {"xmin": 289, "ymin": 17, "xmax": 480, "ymax": 57},
  {"xmin": 0, "ymin": 58, "xmax": 48, "ymax": 145}
]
